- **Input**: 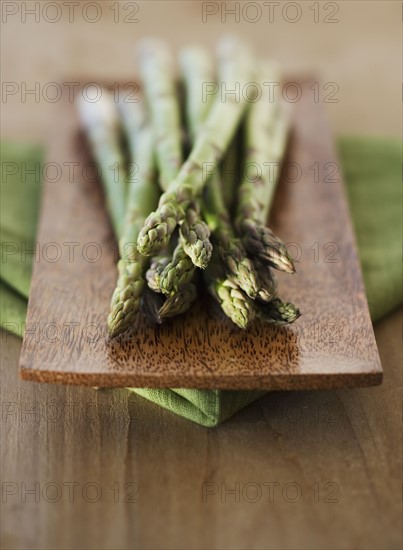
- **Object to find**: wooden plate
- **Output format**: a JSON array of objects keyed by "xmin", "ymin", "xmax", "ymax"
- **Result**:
[{"xmin": 19, "ymin": 80, "xmax": 382, "ymax": 389}]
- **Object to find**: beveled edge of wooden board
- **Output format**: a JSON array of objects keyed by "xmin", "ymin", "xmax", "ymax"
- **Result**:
[
  {"xmin": 18, "ymin": 78, "xmax": 383, "ymax": 390},
  {"xmin": 19, "ymin": 364, "xmax": 382, "ymax": 390}
]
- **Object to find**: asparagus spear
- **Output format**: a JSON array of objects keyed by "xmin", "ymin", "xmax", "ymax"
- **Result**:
[
  {"xmin": 146, "ymin": 46, "xmax": 215, "ymax": 299},
  {"xmin": 221, "ymin": 130, "xmax": 241, "ymax": 215},
  {"xmin": 144, "ymin": 46, "xmax": 216, "ymax": 305},
  {"xmin": 257, "ymin": 297, "xmax": 301, "ymax": 325},
  {"xmin": 177, "ymin": 46, "xmax": 218, "ymax": 271},
  {"xmin": 81, "ymin": 96, "xmax": 160, "ymax": 338},
  {"xmin": 144, "ymin": 46, "xmax": 216, "ymax": 304},
  {"xmin": 146, "ymin": 238, "xmax": 195, "ymax": 295},
  {"xmin": 181, "ymin": 44, "xmax": 259, "ymax": 313},
  {"xmin": 159, "ymin": 283, "xmax": 198, "ymax": 319},
  {"xmin": 212, "ymin": 279, "xmax": 255, "ymax": 329},
  {"xmin": 146, "ymin": 254, "xmax": 171, "ymax": 293},
  {"xmin": 78, "ymin": 91, "xmax": 127, "ymax": 238},
  {"xmin": 204, "ymin": 169, "xmax": 260, "ymax": 299},
  {"xmin": 179, "ymin": 206, "xmax": 212, "ymax": 269},
  {"xmin": 235, "ymin": 62, "xmax": 295, "ymax": 274},
  {"xmin": 255, "ymin": 263, "xmax": 277, "ymax": 302},
  {"xmin": 182, "ymin": 46, "xmax": 241, "ymax": 213},
  {"xmin": 181, "ymin": 44, "xmax": 268, "ymax": 323},
  {"xmin": 137, "ymin": 39, "xmax": 182, "ymax": 190},
  {"xmin": 179, "ymin": 46, "xmax": 216, "ymax": 142},
  {"xmin": 205, "ymin": 253, "xmax": 255, "ymax": 329},
  {"xmin": 143, "ymin": 239, "xmax": 198, "ymax": 322},
  {"xmin": 137, "ymin": 39, "xmax": 212, "ymax": 268},
  {"xmin": 111, "ymin": 99, "xmax": 161, "ymax": 336},
  {"xmin": 137, "ymin": 37, "xmax": 255, "ymax": 257},
  {"xmin": 142, "ymin": 283, "xmax": 198, "ymax": 324},
  {"xmin": 203, "ymin": 154, "xmax": 279, "ymax": 317}
]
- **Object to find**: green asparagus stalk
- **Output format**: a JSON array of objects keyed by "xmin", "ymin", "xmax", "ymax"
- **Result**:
[
  {"xmin": 144, "ymin": 47, "xmax": 215, "ymax": 307},
  {"xmin": 179, "ymin": 205, "xmax": 212, "ymax": 268},
  {"xmin": 78, "ymin": 91, "xmax": 127, "ymax": 238},
  {"xmin": 107, "ymin": 99, "xmax": 160, "ymax": 337},
  {"xmin": 146, "ymin": 254, "xmax": 171, "ymax": 293},
  {"xmin": 147, "ymin": 238, "xmax": 195, "ymax": 295},
  {"xmin": 255, "ymin": 263, "xmax": 277, "ymax": 302},
  {"xmin": 137, "ymin": 37, "xmax": 255, "ymax": 257},
  {"xmin": 142, "ymin": 283, "xmax": 198, "ymax": 324},
  {"xmin": 181, "ymin": 43, "xmax": 273, "ymax": 323},
  {"xmin": 179, "ymin": 45, "xmax": 216, "ymax": 142},
  {"xmin": 138, "ymin": 39, "xmax": 212, "ymax": 268},
  {"xmin": 205, "ymin": 252, "xmax": 255, "ymax": 329},
  {"xmin": 204, "ymin": 164, "xmax": 279, "ymax": 314},
  {"xmin": 146, "ymin": 46, "xmax": 215, "ymax": 298},
  {"xmin": 176, "ymin": 46, "xmax": 218, "ymax": 270},
  {"xmin": 257, "ymin": 297, "xmax": 301, "ymax": 325},
  {"xmin": 79, "ymin": 94, "xmax": 158, "ymax": 337},
  {"xmin": 159, "ymin": 283, "xmax": 198, "ymax": 319},
  {"xmin": 235, "ymin": 62, "xmax": 295, "ymax": 273},
  {"xmin": 204, "ymin": 169, "xmax": 260, "ymax": 299},
  {"xmin": 181, "ymin": 44, "xmax": 260, "ymax": 303},
  {"xmin": 158, "ymin": 243, "xmax": 195, "ymax": 294},
  {"xmin": 212, "ymin": 280, "xmax": 255, "ymax": 329},
  {"xmin": 221, "ymin": 130, "xmax": 241, "ymax": 214},
  {"xmin": 137, "ymin": 39, "xmax": 182, "ymax": 191},
  {"xmin": 146, "ymin": 44, "xmax": 234, "ymax": 319}
]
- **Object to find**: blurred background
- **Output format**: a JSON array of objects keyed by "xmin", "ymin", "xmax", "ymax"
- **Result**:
[{"xmin": 2, "ymin": 0, "xmax": 400, "ymax": 143}]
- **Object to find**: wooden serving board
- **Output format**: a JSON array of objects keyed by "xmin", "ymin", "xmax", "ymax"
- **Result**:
[{"xmin": 19, "ymin": 81, "xmax": 382, "ymax": 389}]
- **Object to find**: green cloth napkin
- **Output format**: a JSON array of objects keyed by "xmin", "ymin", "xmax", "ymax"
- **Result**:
[
  {"xmin": 1, "ymin": 137, "xmax": 401, "ymax": 426},
  {"xmin": 338, "ymin": 137, "xmax": 401, "ymax": 322},
  {"xmin": 1, "ymin": 142, "xmax": 43, "ymax": 338}
]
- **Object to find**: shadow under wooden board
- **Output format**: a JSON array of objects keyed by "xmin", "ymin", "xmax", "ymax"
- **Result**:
[{"xmin": 19, "ymin": 80, "xmax": 382, "ymax": 390}]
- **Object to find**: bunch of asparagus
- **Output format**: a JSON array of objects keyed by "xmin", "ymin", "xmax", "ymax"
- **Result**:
[{"xmin": 79, "ymin": 37, "xmax": 300, "ymax": 338}]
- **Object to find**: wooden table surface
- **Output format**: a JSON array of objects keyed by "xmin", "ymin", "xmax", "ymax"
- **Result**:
[{"xmin": 1, "ymin": 2, "xmax": 401, "ymax": 549}]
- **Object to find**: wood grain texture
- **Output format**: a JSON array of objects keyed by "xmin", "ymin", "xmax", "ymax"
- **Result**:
[
  {"xmin": 1, "ymin": 310, "xmax": 401, "ymax": 550},
  {"xmin": 18, "ymin": 81, "xmax": 382, "ymax": 389}
]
